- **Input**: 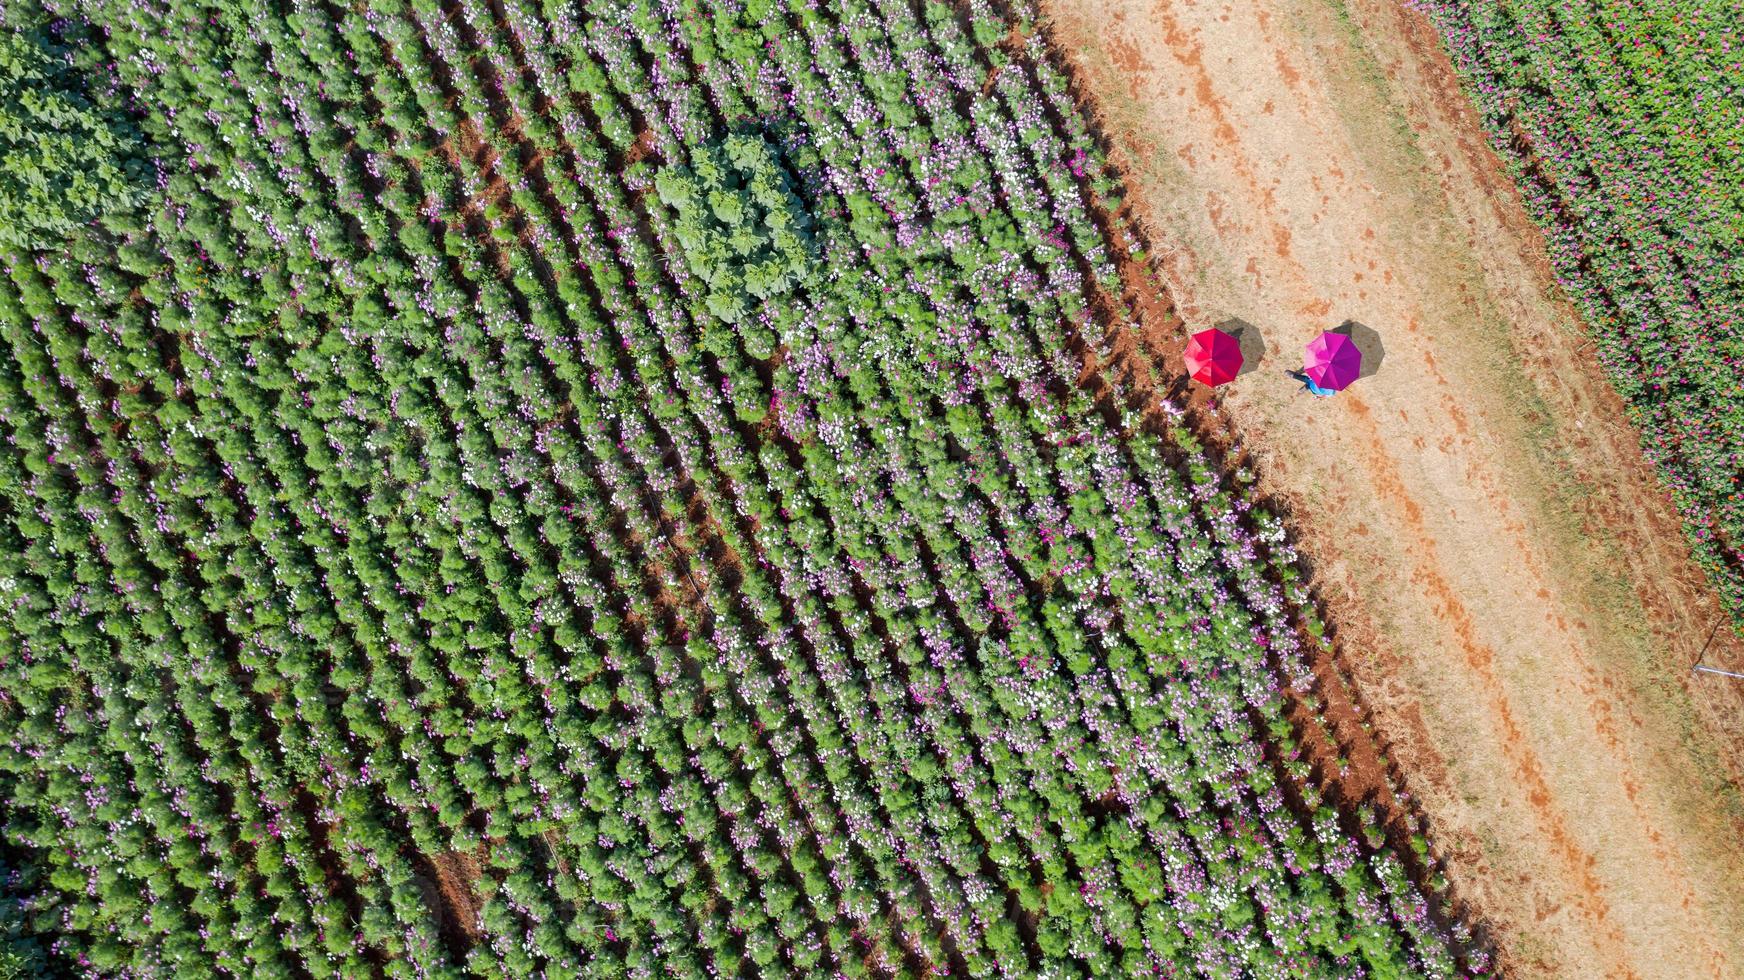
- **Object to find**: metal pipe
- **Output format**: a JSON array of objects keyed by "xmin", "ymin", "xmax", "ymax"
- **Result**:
[{"xmin": 1692, "ymin": 665, "xmax": 1744, "ymax": 680}]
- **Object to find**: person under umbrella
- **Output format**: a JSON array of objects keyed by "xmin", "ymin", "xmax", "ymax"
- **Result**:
[
  {"xmin": 1297, "ymin": 330, "xmax": 1362, "ymax": 396},
  {"xmin": 1184, "ymin": 327, "xmax": 1243, "ymax": 387}
]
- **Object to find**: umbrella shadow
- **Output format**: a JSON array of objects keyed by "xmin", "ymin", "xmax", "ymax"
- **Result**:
[
  {"xmin": 1332, "ymin": 320, "xmax": 1385, "ymax": 380},
  {"xmin": 1215, "ymin": 317, "xmax": 1266, "ymax": 377}
]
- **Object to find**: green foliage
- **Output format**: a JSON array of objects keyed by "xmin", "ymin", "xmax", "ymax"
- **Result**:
[
  {"xmin": 0, "ymin": 13, "xmax": 148, "ymax": 249},
  {"xmin": 0, "ymin": 0, "xmax": 1471, "ymax": 973},
  {"xmin": 655, "ymin": 134, "xmax": 816, "ymax": 325},
  {"xmin": 0, "ymin": 858, "xmax": 46, "ymax": 980},
  {"xmin": 0, "ymin": 942, "xmax": 43, "ymax": 980}
]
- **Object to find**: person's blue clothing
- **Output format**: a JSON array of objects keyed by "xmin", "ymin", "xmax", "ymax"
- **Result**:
[{"xmin": 1290, "ymin": 370, "xmax": 1336, "ymax": 397}]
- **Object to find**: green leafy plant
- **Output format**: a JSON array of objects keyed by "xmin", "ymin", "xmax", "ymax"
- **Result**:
[
  {"xmin": 0, "ymin": 13, "xmax": 148, "ymax": 249},
  {"xmin": 0, "ymin": 857, "xmax": 45, "ymax": 980},
  {"xmin": 654, "ymin": 133, "xmax": 816, "ymax": 326}
]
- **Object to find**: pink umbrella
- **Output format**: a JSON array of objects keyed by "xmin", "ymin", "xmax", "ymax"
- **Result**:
[
  {"xmin": 1184, "ymin": 328, "xmax": 1243, "ymax": 386},
  {"xmin": 1304, "ymin": 331, "xmax": 1362, "ymax": 391}
]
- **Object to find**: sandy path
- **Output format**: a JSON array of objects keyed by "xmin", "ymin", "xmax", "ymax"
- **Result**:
[{"xmin": 1041, "ymin": 0, "xmax": 1744, "ymax": 975}]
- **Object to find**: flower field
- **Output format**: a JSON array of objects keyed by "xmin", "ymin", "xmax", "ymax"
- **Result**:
[
  {"xmin": 1415, "ymin": 0, "xmax": 1744, "ymax": 624},
  {"xmin": 0, "ymin": 0, "xmax": 1474, "ymax": 976}
]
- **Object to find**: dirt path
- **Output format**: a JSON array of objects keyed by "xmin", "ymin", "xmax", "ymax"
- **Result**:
[{"xmin": 1041, "ymin": 0, "xmax": 1744, "ymax": 975}]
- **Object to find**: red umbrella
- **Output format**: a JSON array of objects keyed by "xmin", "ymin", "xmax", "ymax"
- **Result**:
[
  {"xmin": 1304, "ymin": 331, "xmax": 1362, "ymax": 391},
  {"xmin": 1184, "ymin": 328, "xmax": 1243, "ymax": 386}
]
